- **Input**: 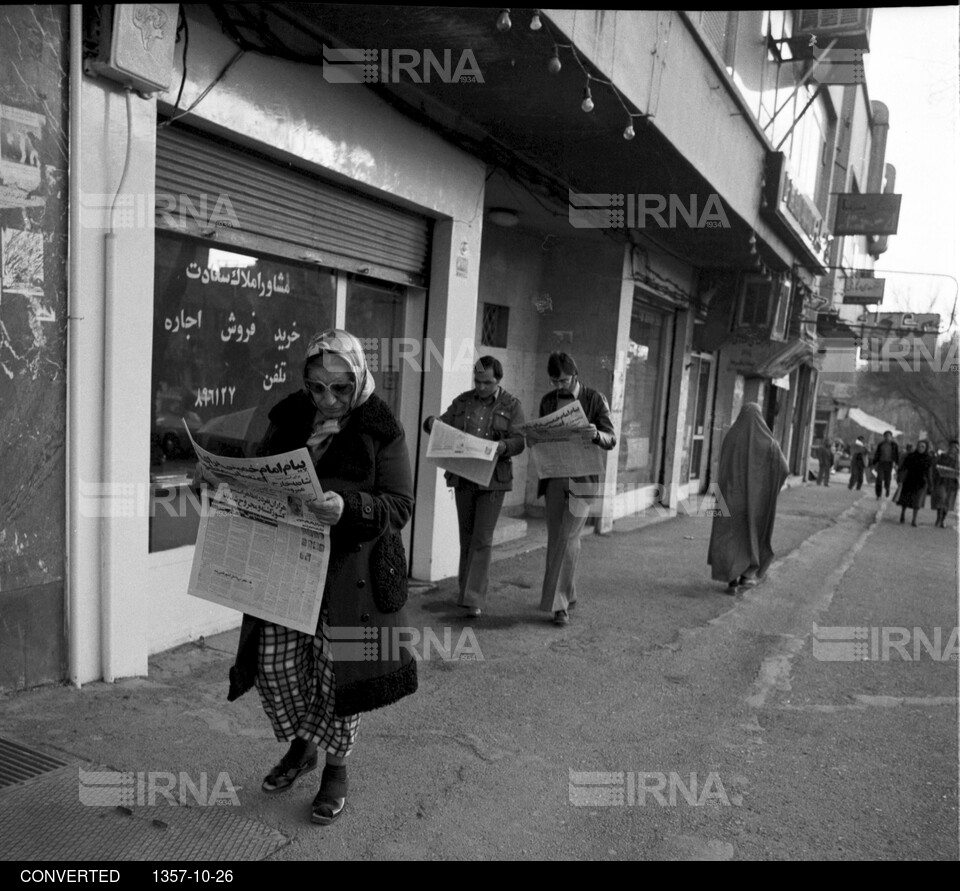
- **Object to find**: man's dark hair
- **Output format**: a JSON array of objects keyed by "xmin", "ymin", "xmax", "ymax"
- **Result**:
[
  {"xmin": 547, "ymin": 351, "xmax": 578, "ymax": 378},
  {"xmin": 476, "ymin": 355, "xmax": 503, "ymax": 380}
]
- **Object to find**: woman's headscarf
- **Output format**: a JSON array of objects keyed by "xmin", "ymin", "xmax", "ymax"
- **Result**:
[
  {"xmin": 909, "ymin": 439, "xmax": 934, "ymax": 472},
  {"xmin": 723, "ymin": 403, "xmax": 782, "ymax": 463},
  {"xmin": 303, "ymin": 328, "xmax": 376, "ymax": 457}
]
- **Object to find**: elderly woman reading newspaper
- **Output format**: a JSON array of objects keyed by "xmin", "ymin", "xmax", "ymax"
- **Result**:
[{"xmin": 199, "ymin": 329, "xmax": 416, "ymax": 825}]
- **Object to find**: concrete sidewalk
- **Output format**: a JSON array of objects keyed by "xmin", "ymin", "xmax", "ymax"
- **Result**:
[{"xmin": 0, "ymin": 481, "xmax": 953, "ymax": 861}]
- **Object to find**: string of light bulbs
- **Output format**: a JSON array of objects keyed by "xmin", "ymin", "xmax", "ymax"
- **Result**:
[{"xmin": 495, "ymin": 8, "xmax": 651, "ymax": 140}]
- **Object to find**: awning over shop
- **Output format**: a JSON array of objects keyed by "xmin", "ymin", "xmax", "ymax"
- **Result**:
[
  {"xmin": 753, "ymin": 339, "xmax": 816, "ymax": 379},
  {"xmin": 724, "ymin": 336, "xmax": 816, "ymax": 379},
  {"xmin": 847, "ymin": 407, "xmax": 902, "ymax": 436}
]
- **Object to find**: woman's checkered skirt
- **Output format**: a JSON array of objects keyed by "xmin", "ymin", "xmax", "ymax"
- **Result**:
[{"xmin": 255, "ymin": 617, "xmax": 360, "ymax": 757}]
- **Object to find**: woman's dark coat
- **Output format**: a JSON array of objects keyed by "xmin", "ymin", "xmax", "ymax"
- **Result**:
[
  {"xmin": 229, "ymin": 390, "xmax": 417, "ymax": 717},
  {"xmin": 896, "ymin": 449, "xmax": 934, "ymax": 510}
]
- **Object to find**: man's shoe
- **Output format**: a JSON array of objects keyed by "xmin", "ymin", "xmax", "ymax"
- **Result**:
[
  {"xmin": 262, "ymin": 740, "xmax": 318, "ymax": 793},
  {"xmin": 553, "ymin": 610, "xmax": 569, "ymax": 626}
]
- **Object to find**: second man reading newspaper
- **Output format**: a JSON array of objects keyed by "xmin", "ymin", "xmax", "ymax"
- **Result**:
[
  {"xmin": 423, "ymin": 357, "xmax": 526, "ymax": 618},
  {"xmin": 528, "ymin": 351, "xmax": 616, "ymax": 626}
]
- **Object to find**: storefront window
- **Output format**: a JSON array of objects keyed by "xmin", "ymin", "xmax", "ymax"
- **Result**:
[
  {"xmin": 618, "ymin": 300, "xmax": 669, "ymax": 490},
  {"xmin": 345, "ymin": 276, "xmax": 406, "ymax": 419},
  {"xmin": 790, "ymin": 91, "xmax": 826, "ymax": 201},
  {"xmin": 680, "ymin": 356, "xmax": 712, "ymax": 484},
  {"xmin": 150, "ymin": 230, "xmax": 336, "ymax": 552}
]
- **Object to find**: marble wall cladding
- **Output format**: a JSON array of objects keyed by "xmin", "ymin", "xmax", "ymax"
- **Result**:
[{"xmin": 0, "ymin": 5, "xmax": 70, "ymax": 687}]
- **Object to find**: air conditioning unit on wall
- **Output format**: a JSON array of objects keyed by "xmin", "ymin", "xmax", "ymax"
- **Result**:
[
  {"xmin": 792, "ymin": 9, "xmax": 872, "ymax": 52},
  {"xmin": 86, "ymin": 4, "xmax": 179, "ymax": 94}
]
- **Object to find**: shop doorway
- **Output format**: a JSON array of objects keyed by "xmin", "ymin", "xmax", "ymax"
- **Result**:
[{"xmin": 683, "ymin": 353, "xmax": 715, "ymax": 493}]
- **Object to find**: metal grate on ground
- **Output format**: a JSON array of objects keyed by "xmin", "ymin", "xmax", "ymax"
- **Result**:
[
  {"xmin": 0, "ymin": 735, "xmax": 70, "ymax": 789},
  {"xmin": 0, "ymin": 765, "xmax": 289, "ymax": 861}
]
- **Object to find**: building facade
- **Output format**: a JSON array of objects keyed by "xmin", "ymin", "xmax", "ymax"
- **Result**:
[{"xmin": 0, "ymin": 6, "xmax": 894, "ymax": 688}]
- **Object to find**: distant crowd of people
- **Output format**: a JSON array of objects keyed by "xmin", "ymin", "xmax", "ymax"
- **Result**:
[{"xmin": 815, "ymin": 431, "xmax": 959, "ymax": 528}]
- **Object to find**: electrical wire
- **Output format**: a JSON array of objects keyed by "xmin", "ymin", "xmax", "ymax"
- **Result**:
[
  {"xmin": 169, "ymin": 6, "xmax": 189, "ymax": 119},
  {"xmin": 162, "ymin": 48, "xmax": 245, "ymax": 127}
]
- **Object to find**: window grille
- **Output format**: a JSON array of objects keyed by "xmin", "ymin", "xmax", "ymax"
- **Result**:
[{"xmin": 481, "ymin": 303, "xmax": 509, "ymax": 347}]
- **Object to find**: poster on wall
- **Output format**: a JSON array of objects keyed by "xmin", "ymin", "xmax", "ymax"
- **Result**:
[
  {"xmin": 1, "ymin": 226, "xmax": 43, "ymax": 294},
  {"xmin": 0, "ymin": 104, "xmax": 44, "ymax": 201}
]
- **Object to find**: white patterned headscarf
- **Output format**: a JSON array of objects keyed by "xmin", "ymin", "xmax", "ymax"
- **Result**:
[{"xmin": 303, "ymin": 329, "xmax": 376, "ymax": 458}]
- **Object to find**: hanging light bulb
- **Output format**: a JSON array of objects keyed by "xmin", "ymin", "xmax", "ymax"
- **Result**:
[
  {"xmin": 496, "ymin": 8, "xmax": 512, "ymax": 32},
  {"xmin": 581, "ymin": 81, "xmax": 594, "ymax": 113},
  {"xmin": 547, "ymin": 46, "xmax": 561, "ymax": 74},
  {"xmin": 530, "ymin": 9, "xmax": 542, "ymax": 30},
  {"xmin": 623, "ymin": 120, "xmax": 636, "ymax": 140}
]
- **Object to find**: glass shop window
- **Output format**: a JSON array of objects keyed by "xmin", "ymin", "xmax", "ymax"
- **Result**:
[
  {"xmin": 738, "ymin": 278, "xmax": 773, "ymax": 328},
  {"xmin": 149, "ymin": 230, "xmax": 336, "ymax": 552},
  {"xmin": 480, "ymin": 303, "xmax": 509, "ymax": 348},
  {"xmin": 618, "ymin": 303, "xmax": 669, "ymax": 489},
  {"xmin": 345, "ymin": 275, "xmax": 407, "ymax": 419}
]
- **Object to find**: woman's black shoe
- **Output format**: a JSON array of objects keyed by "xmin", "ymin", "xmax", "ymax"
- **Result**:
[
  {"xmin": 311, "ymin": 764, "xmax": 348, "ymax": 825},
  {"xmin": 262, "ymin": 739, "xmax": 318, "ymax": 793}
]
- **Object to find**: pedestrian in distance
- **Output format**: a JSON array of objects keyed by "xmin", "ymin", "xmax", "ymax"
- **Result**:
[
  {"xmin": 527, "ymin": 351, "xmax": 616, "ymax": 626},
  {"xmin": 422, "ymin": 356, "xmax": 526, "ymax": 618},
  {"xmin": 931, "ymin": 439, "xmax": 959, "ymax": 529},
  {"xmin": 896, "ymin": 439, "xmax": 934, "ymax": 527},
  {"xmin": 815, "ymin": 438, "xmax": 834, "ymax": 486},
  {"xmin": 872, "ymin": 430, "xmax": 900, "ymax": 499},
  {"xmin": 893, "ymin": 442, "xmax": 913, "ymax": 502},
  {"xmin": 848, "ymin": 436, "xmax": 867, "ymax": 490},
  {"xmin": 832, "ymin": 440, "xmax": 847, "ymax": 471},
  {"xmin": 708, "ymin": 403, "xmax": 789, "ymax": 594},
  {"xmin": 897, "ymin": 443, "xmax": 914, "ymax": 477},
  {"xmin": 204, "ymin": 329, "xmax": 418, "ymax": 826}
]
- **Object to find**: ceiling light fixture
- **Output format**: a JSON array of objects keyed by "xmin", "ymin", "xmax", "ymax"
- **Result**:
[{"xmin": 487, "ymin": 207, "xmax": 520, "ymax": 227}]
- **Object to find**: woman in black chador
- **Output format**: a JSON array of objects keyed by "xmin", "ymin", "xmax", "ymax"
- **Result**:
[{"xmin": 896, "ymin": 439, "xmax": 934, "ymax": 527}]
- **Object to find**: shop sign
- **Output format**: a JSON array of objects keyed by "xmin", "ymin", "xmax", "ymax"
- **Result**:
[
  {"xmin": 834, "ymin": 194, "xmax": 901, "ymax": 236},
  {"xmin": 841, "ymin": 275, "xmax": 885, "ymax": 304},
  {"xmin": 762, "ymin": 152, "xmax": 825, "ymax": 268}
]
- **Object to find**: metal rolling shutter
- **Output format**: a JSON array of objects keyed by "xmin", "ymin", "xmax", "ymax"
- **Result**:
[{"xmin": 155, "ymin": 126, "xmax": 431, "ymax": 286}]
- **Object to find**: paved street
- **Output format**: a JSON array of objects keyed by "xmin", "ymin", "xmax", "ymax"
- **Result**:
[{"xmin": 0, "ymin": 482, "xmax": 956, "ymax": 861}]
